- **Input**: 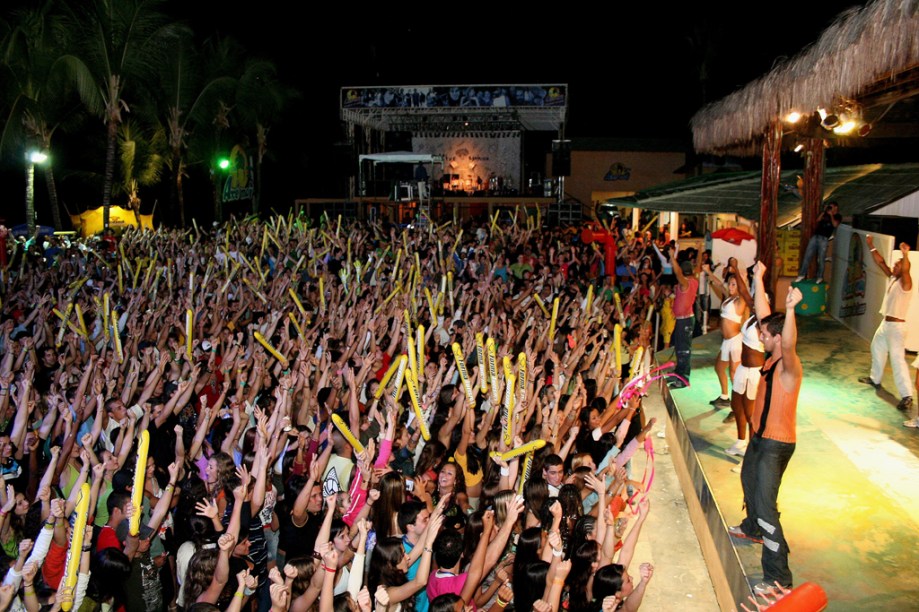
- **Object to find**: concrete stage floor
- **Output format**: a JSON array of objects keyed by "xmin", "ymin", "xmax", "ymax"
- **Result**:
[{"xmin": 662, "ymin": 314, "xmax": 919, "ymax": 610}]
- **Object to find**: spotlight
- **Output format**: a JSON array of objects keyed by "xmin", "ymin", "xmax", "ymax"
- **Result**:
[
  {"xmin": 785, "ymin": 112, "xmax": 802, "ymax": 123},
  {"xmin": 832, "ymin": 121, "xmax": 856, "ymax": 135},
  {"xmin": 793, "ymin": 144, "xmax": 804, "ymax": 153},
  {"xmin": 858, "ymin": 124, "xmax": 873, "ymax": 137},
  {"xmin": 822, "ymin": 114, "xmax": 840, "ymax": 129}
]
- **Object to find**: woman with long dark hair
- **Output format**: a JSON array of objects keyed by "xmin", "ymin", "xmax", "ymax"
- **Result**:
[{"xmin": 366, "ymin": 512, "xmax": 442, "ymax": 612}]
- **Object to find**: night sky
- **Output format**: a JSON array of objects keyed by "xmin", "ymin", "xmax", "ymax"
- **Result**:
[{"xmin": 2, "ymin": 1, "xmax": 865, "ymax": 221}]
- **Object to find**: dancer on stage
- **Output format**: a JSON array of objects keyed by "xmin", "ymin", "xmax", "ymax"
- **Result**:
[
  {"xmin": 705, "ymin": 264, "xmax": 748, "ymax": 415},
  {"xmin": 729, "ymin": 262, "xmax": 802, "ymax": 594},
  {"xmin": 859, "ymin": 236, "xmax": 913, "ymax": 412}
]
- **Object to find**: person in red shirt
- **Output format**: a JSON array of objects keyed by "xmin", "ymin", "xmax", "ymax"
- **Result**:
[{"xmin": 96, "ymin": 492, "xmax": 132, "ymax": 552}]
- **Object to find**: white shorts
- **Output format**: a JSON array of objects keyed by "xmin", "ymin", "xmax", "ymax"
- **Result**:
[
  {"xmin": 719, "ymin": 334, "xmax": 743, "ymax": 362},
  {"xmin": 732, "ymin": 364, "xmax": 762, "ymax": 400}
]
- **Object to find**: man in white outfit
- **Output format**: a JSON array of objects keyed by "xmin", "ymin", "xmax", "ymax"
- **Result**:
[{"xmin": 859, "ymin": 236, "xmax": 913, "ymax": 411}]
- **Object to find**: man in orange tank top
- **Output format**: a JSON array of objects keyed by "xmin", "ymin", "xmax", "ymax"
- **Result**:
[{"xmin": 729, "ymin": 262, "xmax": 802, "ymax": 594}]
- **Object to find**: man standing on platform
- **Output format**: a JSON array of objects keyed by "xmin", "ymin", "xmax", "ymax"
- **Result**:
[
  {"xmin": 858, "ymin": 236, "xmax": 913, "ymax": 412},
  {"xmin": 668, "ymin": 248, "xmax": 698, "ymax": 389},
  {"xmin": 730, "ymin": 262, "xmax": 802, "ymax": 593}
]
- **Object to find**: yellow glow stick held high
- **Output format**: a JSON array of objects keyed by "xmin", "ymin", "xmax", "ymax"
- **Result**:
[
  {"xmin": 517, "ymin": 451, "xmax": 533, "ymax": 495},
  {"xmin": 416, "ymin": 325, "xmax": 425, "ymax": 382},
  {"xmin": 374, "ymin": 359, "xmax": 400, "ymax": 400},
  {"xmin": 533, "ymin": 293, "xmax": 550, "ymax": 318},
  {"xmin": 487, "ymin": 338, "xmax": 500, "ymax": 406},
  {"xmin": 186, "ymin": 309, "xmax": 194, "ymax": 357},
  {"xmin": 319, "ymin": 275, "xmax": 326, "ymax": 312},
  {"xmin": 390, "ymin": 355, "xmax": 408, "ymax": 402},
  {"xmin": 548, "ymin": 297, "xmax": 560, "ymax": 341},
  {"xmin": 500, "ymin": 439, "xmax": 547, "ymax": 461},
  {"xmin": 112, "ymin": 308, "xmax": 124, "ymax": 363},
  {"xmin": 288, "ymin": 312, "xmax": 304, "ymax": 339},
  {"xmin": 405, "ymin": 370, "xmax": 430, "ymax": 441},
  {"xmin": 75, "ymin": 304, "xmax": 88, "ymax": 338},
  {"xmin": 407, "ymin": 334, "xmax": 418, "ymax": 379},
  {"xmin": 331, "ymin": 414, "xmax": 364, "ymax": 453},
  {"xmin": 55, "ymin": 302, "xmax": 75, "ymax": 347},
  {"xmin": 452, "ymin": 343, "xmax": 475, "ymax": 408},
  {"xmin": 614, "ymin": 324, "xmax": 623, "ymax": 374},
  {"xmin": 585, "ymin": 285, "xmax": 594, "ymax": 315},
  {"xmin": 516, "ymin": 352, "xmax": 528, "ymax": 406},
  {"xmin": 254, "ymin": 331, "xmax": 288, "ymax": 367},
  {"xmin": 130, "ymin": 431, "xmax": 149, "ymax": 535},
  {"xmin": 502, "ymin": 374, "xmax": 516, "ymax": 446},
  {"xmin": 289, "ymin": 288, "xmax": 307, "ymax": 317},
  {"xmin": 60, "ymin": 483, "xmax": 90, "ymax": 611},
  {"xmin": 476, "ymin": 334, "xmax": 487, "ymax": 392}
]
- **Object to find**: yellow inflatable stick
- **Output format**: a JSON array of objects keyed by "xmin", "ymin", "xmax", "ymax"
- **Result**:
[
  {"xmin": 533, "ymin": 293, "xmax": 550, "ymax": 318},
  {"xmin": 416, "ymin": 325, "xmax": 425, "ymax": 382},
  {"xmin": 614, "ymin": 324, "xmax": 623, "ymax": 374},
  {"xmin": 243, "ymin": 277, "xmax": 268, "ymax": 304},
  {"xmin": 451, "ymin": 343, "xmax": 475, "ymax": 408},
  {"xmin": 331, "ymin": 413, "xmax": 364, "ymax": 453},
  {"xmin": 374, "ymin": 359, "xmax": 400, "ymax": 399},
  {"xmin": 500, "ymin": 439, "xmax": 547, "ymax": 461},
  {"xmin": 289, "ymin": 288, "xmax": 307, "ymax": 317},
  {"xmin": 130, "ymin": 431, "xmax": 149, "ymax": 535},
  {"xmin": 103, "ymin": 293, "xmax": 110, "ymax": 342},
  {"xmin": 319, "ymin": 275, "xmax": 326, "ymax": 312},
  {"xmin": 516, "ymin": 352, "xmax": 528, "ymax": 407},
  {"xmin": 61, "ymin": 483, "xmax": 90, "ymax": 611},
  {"xmin": 55, "ymin": 302, "xmax": 75, "ymax": 347},
  {"xmin": 288, "ymin": 312, "xmax": 304, "ymax": 340},
  {"xmin": 254, "ymin": 331, "xmax": 288, "ymax": 367},
  {"xmin": 407, "ymin": 334, "xmax": 417, "ymax": 379},
  {"xmin": 614, "ymin": 292, "xmax": 624, "ymax": 323},
  {"xmin": 186, "ymin": 309, "xmax": 194, "ymax": 358},
  {"xmin": 424, "ymin": 287, "xmax": 437, "ymax": 325},
  {"xmin": 487, "ymin": 338, "xmax": 500, "ymax": 406},
  {"xmin": 392, "ymin": 249, "xmax": 402, "ymax": 281},
  {"xmin": 585, "ymin": 285, "xmax": 594, "ymax": 316},
  {"xmin": 390, "ymin": 354, "xmax": 408, "ymax": 402},
  {"xmin": 405, "ymin": 370, "xmax": 430, "ymax": 441},
  {"xmin": 75, "ymin": 304, "xmax": 88, "ymax": 338},
  {"xmin": 117, "ymin": 264, "xmax": 123, "ymax": 295},
  {"xmin": 503, "ymin": 374, "xmax": 516, "ymax": 446},
  {"xmin": 517, "ymin": 451, "xmax": 533, "ymax": 495},
  {"xmin": 476, "ymin": 334, "xmax": 487, "ymax": 393},
  {"xmin": 549, "ymin": 297, "xmax": 560, "ymax": 340},
  {"xmin": 112, "ymin": 307, "xmax": 124, "ymax": 363}
]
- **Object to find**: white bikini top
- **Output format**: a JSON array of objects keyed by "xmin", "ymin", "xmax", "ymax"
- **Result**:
[
  {"xmin": 720, "ymin": 297, "xmax": 743, "ymax": 324},
  {"xmin": 741, "ymin": 316, "xmax": 764, "ymax": 351}
]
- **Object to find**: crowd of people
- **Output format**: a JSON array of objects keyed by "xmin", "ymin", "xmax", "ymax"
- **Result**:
[{"xmin": 0, "ymin": 212, "xmax": 788, "ymax": 612}]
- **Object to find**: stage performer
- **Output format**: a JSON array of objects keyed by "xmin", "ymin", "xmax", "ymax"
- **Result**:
[
  {"xmin": 795, "ymin": 201, "xmax": 841, "ymax": 284},
  {"xmin": 668, "ymin": 247, "xmax": 699, "ymax": 389},
  {"xmin": 705, "ymin": 265, "xmax": 748, "ymax": 414},
  {"xmin": 859, "ymin": 236, "xmax": 913, "ymax": 412},
  {"xmin": 729, "ymin": 262, "xmax": 802, "ymax": 594}
]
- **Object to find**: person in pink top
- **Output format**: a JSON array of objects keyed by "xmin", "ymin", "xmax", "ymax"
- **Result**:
[{"xmin": 668, "ymin": 249, "xmax": 700, "ymax": 389}]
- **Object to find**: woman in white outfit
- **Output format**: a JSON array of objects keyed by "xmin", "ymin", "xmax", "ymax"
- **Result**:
[{"xmin": 706, "ymin": 266, "xmax": 747, "ymax": 414}]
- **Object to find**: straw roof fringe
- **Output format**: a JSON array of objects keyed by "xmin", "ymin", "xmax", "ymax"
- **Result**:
[{"xmin": 691, "ymin": 0, "xmax": 919, "ymax": 155}]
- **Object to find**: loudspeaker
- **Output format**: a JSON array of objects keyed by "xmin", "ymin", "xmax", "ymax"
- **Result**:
[
  {"xmin": 852, "ymin": 214, "xmax": 918, "ymax": 250},
  {"xmin": 552, "ymin": 140, "xmax": 571, "ymax": 177}
]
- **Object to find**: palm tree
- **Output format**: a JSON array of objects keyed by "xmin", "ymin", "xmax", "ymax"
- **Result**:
[
  {"xmin": 154, "ymin": 36, "xmax": 235, "ymax": 227},
  {"xmin": 59, "ymin": 0, "xmax": 186, "ymax": 230},
  {"xmin": 0, "ymin": 2, "xmax": 80, "ymax": 230},
  {"xmin": 116, "ymin": 119, "xmax": 165, "ymax": 226}
]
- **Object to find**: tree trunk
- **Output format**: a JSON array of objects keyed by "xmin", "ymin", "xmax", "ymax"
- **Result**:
[
  {"xmin": 45, "ymin": 163, "xmax": 64, "ymax": 231},
  {"xmin": 102, "ymin": 116, "xmax": 119, "ymax": 230},
  {"xmin": 800, "ymin": 139, "xmax": 825, "ymax": 277},
  {"xmin": 177, "ymin": 161, "xmax": 186, "ymax": 229},
  {"xmin": 25, "ymin": 163, "xmax": 36, "ymax": 234}
]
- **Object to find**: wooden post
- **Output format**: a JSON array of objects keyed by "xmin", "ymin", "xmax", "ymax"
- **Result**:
[
  {"xmin": 800, "ymin": 138, "xmax": 826, "ymax": 276},
  {"xmin": 758, "ymin": 121, "xmax": 782, "ymax": 296}
]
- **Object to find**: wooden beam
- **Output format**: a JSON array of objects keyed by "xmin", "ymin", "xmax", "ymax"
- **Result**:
[
  {"xmin": 800, "ymin": 138, "xmax": 826, "ymax": 275},
  {"xmin": 759, "ymin": 121, "xmax": 782, "ymax": 294}
]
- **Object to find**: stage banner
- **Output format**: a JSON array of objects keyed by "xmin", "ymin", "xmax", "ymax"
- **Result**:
[
  {"xmin": 342, "ymin": 85, "xmax": 566, "ymax": 109},
  {"xmin": 829, "ymin": 225, "xmax": 919, "ymax": 350},
  {"xmin": 412, "ymin": 135, "xmax": 521, "ymax": 192}
]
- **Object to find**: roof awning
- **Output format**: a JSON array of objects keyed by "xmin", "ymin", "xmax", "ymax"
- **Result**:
[{"xmin": 601, "ymin": 163, "xmax": 919, "ymax": 226}]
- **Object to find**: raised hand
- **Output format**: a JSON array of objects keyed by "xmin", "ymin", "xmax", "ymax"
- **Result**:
[{"xmin": 195, "ymin": 498, "xmax": 219, "ymax": 519}]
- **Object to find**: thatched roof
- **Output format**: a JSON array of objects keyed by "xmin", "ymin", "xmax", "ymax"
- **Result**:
[{"xmin": 691, "ymin": 0, "xmax": 919, "ymax": 156}]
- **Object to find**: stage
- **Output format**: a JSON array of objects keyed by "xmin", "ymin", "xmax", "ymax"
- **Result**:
[{"xmin": 659, "ymin": 314, "xmax": 919, "ymax": 610}]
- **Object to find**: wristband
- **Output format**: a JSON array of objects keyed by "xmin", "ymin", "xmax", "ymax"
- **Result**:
[
  {"xmin": 322, "ymin": 564, "xmax": 336, "ymax": 573},
  {"xmin": 552, "ymin": 548, "xmax": 563, "ymax": 557},
  {"xmin": 496, "ymin": 597, "xmax": 508, "ymax": 607},
  {"xmin": 499, "ymin": 467, "xmax": 509, "ymax": 477},
  {"xmin": 234, "ymin": 591, "xmax": 245, "ymax": 599},
  {"xmin": 870, "ymin": 248, "xmax": 878, "ymax": 253},
  {"xmin": 244, "ymin": 586, "xmax": 256, "ymax": 596},
  {"xmin": 424, "ymin": 546, "xmax": 433, "ymax": 553},
  {"xmin": 552, "ymin": 578, "xmax": 566, "ymax": 585}
]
